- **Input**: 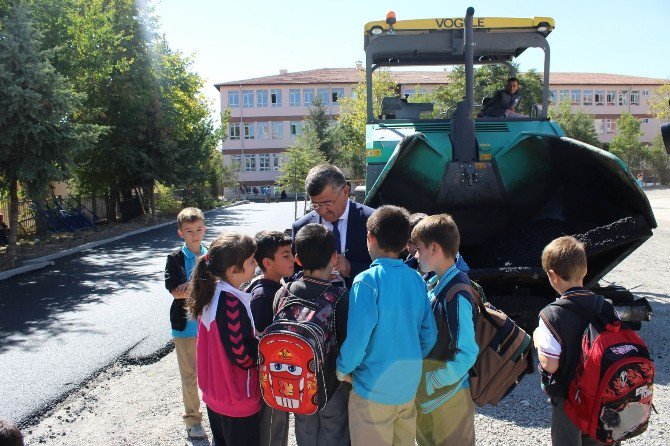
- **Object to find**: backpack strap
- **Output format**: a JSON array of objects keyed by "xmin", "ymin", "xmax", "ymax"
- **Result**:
[
  {"xmin": 444, "ymin": 283, "xmax": 484, "ymax": 311},
  {"xmin": 550, "ymin": 295, "xmax": 612, "ymax": 328}
]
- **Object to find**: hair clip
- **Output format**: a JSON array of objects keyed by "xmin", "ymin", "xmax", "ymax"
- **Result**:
[{"xmin": 202, "ymin": 253, "xmax": 210, "ymax": 266}]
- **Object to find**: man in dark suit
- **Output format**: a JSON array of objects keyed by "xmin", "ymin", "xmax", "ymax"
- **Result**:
[{"xmin": 292, "ymin": 164, "xmax": 374, "ymax": 288}]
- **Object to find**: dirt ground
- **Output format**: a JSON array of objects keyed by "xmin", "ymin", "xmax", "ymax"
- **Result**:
[{"xmin": 0, "ymin": 216, "xmax": 173, "ymax": 272}]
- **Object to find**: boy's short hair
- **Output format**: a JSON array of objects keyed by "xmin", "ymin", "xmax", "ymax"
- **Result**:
[
  {"xmin": 366, "ymin": 205, "xmax": 411, "ymax": 253},
  {"xmin": 254, "ymin": 231, "xmax": 292, "ymax": 271},
  {"xmin": 0, "ymin": 419, "xmax": 23, "ymax": 446},
  {"xmin": 411, "ymin": 214, "xmax": 460, "ymax": 259},
  {"xmin": 177, "ymin": 207, "xmax": 205, "ymax": 228},
  {"xmin": 541, "ymin": 236, "xmax": 587, "ymax": 281},
  {"xmin": 295, "ymin": 224, "xmax": 336, "ymax": 271},
  {"xmin": 408, "ymin": 213, "xmax": 428, "ymax": 231}
]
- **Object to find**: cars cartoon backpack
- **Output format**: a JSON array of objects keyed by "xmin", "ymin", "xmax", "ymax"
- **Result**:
[
  {"xmin": 258, "ymin": 280, "xmax": 346, "ymax": 415},
  {"xmin": 553, "ymin": 299, "xmax": 655, "ymax": 444}
]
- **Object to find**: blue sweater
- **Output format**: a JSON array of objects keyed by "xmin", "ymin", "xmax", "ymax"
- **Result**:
[
  {"xmin": 420, "ymin": 265, "xmax": 479, "ymax": 414},
  {"xmin": 336, "ymin": 258, "xmax": 437, "ymax": 405}
]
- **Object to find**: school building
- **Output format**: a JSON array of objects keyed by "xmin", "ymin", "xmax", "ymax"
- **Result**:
[{"xmin": 214, "ymin": 68, "xmax": 667, "ymax": 193}]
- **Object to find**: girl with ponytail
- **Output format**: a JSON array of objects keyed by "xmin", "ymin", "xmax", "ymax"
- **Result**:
[{"xmin": 187, "ymin": 232, "xmax": 260, "ymax": 446}]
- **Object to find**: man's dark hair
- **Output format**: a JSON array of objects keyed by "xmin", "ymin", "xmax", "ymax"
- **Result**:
[
  {"xmin": 305, "ymin": 164, "xmax": 347, "ymax": 197},
  {"xmin": 295, "ymin": 224, "xmax": 336, "ymax": 271},
  {"xmin": 0, "ymin": 419, "xmax": 24, "ymax": 446},
  {"xmin": 507, "ymin": 77, "xmax": 519, "ymax": 84},
  {"xmin": 367, "ymin": 205, "xmax": 411, "ymax": 254},
  {"xmin": 254, "ymin": 231, "xmax": 292, "ymax": 271}
]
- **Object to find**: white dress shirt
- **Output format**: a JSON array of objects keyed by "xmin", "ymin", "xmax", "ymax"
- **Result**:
[{"xmin": 321, "ymin": 199, "xmax": 350, "ymax": 254}]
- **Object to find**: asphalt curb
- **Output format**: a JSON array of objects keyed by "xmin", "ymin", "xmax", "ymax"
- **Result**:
[{"xmin": 0, "ymin": 201, "xmax": 249, "ymax": 281}]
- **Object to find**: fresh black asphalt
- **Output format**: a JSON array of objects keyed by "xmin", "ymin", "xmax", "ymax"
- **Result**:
[{"xmin": 0, "ymin": 201, "xmax": 298, "ymax": 423}]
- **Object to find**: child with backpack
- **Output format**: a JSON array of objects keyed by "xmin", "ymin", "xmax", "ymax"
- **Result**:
[
  {"xmin": 187, "ymin": 232, "xmax": 261, "ymax": 446},
  {"xmin": 261, "ymin": 223, "xmax": 350, "ymax": 446},
  {"xmin": 411, "ymin": 214, "xmax": 478, "ymax": 446},
  {"xmin": 336, "ymin": 205, "xmax": 437, "ymax": 446},
  {"xmin": 534, "ymin": 236, "xmax": 653, "ymax": 445},
  {"xmin": 246, "ymin": 231, "xmax": 295, "ymax": 446}
]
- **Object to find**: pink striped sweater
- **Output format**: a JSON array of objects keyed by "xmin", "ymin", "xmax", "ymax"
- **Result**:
[{"xmin": 196, "ymin": 281, "xmax": 261, "ymax": 417}]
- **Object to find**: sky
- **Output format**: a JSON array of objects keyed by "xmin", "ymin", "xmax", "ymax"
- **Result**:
[{"xmin": 152, "ymin": 0, "xmax": 670, "ymax": 118}]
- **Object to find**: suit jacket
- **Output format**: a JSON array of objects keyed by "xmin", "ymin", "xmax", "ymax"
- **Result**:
[{"xmin": 292, "ymin": 200, "xmax": 374, "ymax": 288}]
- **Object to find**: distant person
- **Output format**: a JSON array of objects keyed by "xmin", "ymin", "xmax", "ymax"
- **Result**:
[
  {"xmin": 637, "ymin": 173, "xmax": 644, "ymax": 187},
  {"xmin": 479, "ymin": 77, "xmax": 525, "ymax": 118},
  {"xmin": 245, "ymin": 231, "xmax": 295, "ymax": 446},
  {"xmin": 336, "ymin": 206, "xmax": 437, "ymax": 446},
  {"xmin": 188, "ymin": 232, "xmax": 261, "ymax": 446},
  {"xmin": 412, "ymin": 214, "xmax": 478, "ymax": 446},
  {"xmin": 292, "ymin": 164, "xmax": 374, "ymax": 288},
  {"xmin": 163, "ymin": 207, "xmax": 207, "ymax": 440},
  {"xmin": 533, "ymin": 236, "xmax": 620, "ymax": 446},
  {"xmin": 0, "ymin": 213, "xmax": 8, "ymax": 246},
  {"xmin": 280, "ymin": 189, "xmax": 287, "ymax": 200},
  {"xmin": 0, "ymin": 419, "xmax": 23, "ymax": 446}
]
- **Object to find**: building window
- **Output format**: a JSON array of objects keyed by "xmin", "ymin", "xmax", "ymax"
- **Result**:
[
  {"xmin": 618, "ymin": 91, "xmax": 629, "ymax": 106},
  {"xmin": 244, "ymin": 155, "xmax": 256, "ymax": 172},
  {"xmin": 289, "ymin": 89, "xmax": 301, "ymax": 106},
  {"xmin": 257, "ymin": 90, "xmax": 268, "ymax": 108},
  {"xmin": 404, "ymin": 89, "xmax": 415, "ymax": 98},
  {"xmin": 582, "ymin": 90, "xmax": 593, "ymax": 105},
  {"xmin": 558, "ymin": 90, "xmax": 569, "ymax": 103},
  {"xmin": 642, "ymin": 90, "xmax": 650, "ymax": 96},
  {"xmin": 290, "ymin": 121, "xmax": 303, "ymax": 136},
  {"xmin": 257, "ymin": 122, "xmax": 269, "ymax": 140},
  {"xmin": 640, "ymin": 118, "xmax": 650, "ymax": 124},
  {"xmin": 606, "ymin": 90, "xmax": 616, "ymax": 105},
  {"xmin": 228, "ymin": 91, "xmax": 239, "ymax": 108},
  {"xmin": 272, "ymin": 154, "xmax": 281, "ymax": 171},
  {"xmin": 570, "ymin": 90, "xmax": 581, "ymax": 105},
  {"xmin": 630, "ymin": 90, "xmax": 640, "ymax": 105},
  {"xmin": 318, "ymin": 88, "xmax": 330, "ymax": 105},
  {"xmin": 243, "ymin": 122, "xmax": 254, "ymax": 140},
  {"xmin": 605, "ymin": 119, "xmax": 617, "ymax": 134},
  {"xmin": 270, "ymin": 89, "xmax": 282, "ymax": 107},
  {"xmin": 242, "ymin": 90, "xmax": 253, "ymax": 108},
  {"xmin": 258, "ymin": 154, "xmax": 270, "ymax": 172},
  {"xmin": 303, "ymin": 89, "xmax": 314, "ymax": 106},
  {"xmin": 595, "ymin": 120, "xmax": 605, "ymax": 134},
  {"xmin": 229, "ymin": 123, "xmax": 240, "ymax": 140},
  {"xmin": 549, "ymin": 90, "xmax": 556, "ymax": 102},
  {"xmin": 594, "ymin": 90, "xmax": 605, "ymax": 105},
  {"xmin": 231, "ymin": 155, "xmax": 242, "ymax": 170},
  {"xmin": 332, "ymin": 88, "xmax": 345, "ymax": 103},
  {"xmin": 271, "ymin": 121, "xmax": 283, "ymax": 139}
]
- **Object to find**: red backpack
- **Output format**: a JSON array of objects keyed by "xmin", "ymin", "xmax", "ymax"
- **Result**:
[
  {"xmin": 258, "ymin": 281, "xmax": 345, "ymax": 415},
  {"xmin": 554, "ymin": 300, "xmax": 655, "ymax": 444}
]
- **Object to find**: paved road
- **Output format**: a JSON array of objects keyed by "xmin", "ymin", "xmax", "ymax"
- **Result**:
[{"xmin": 0, "ymin": 201, "xmax": 299, "ymax": 422}]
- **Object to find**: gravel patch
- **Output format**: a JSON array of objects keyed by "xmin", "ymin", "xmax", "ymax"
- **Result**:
[{"xmin": 19, "ymin": 189, "xmax": 670, "ymax": 445}]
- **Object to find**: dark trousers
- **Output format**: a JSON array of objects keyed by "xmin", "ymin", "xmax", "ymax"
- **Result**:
[
  {"xmin": 206, "ymin": 406, "xmax": 260, "ymax": 446},
  {"xmin": 551, "ymin": 398, "xmax": 617, "ymax": 446},
  {"xmin": 260, "ymin": 403, "xmax": 290, "ymax": 446},
  {"xmin": 294, "ymin": 385, "xmax": 350, "ymax": 446}
]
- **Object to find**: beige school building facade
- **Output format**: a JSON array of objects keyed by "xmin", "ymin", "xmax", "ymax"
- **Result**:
[{"xmin": 214, "ymin": 68, "xmax": 667, "ymax": 194}]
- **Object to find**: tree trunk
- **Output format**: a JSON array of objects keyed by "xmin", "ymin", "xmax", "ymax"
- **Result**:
[
  {"xmin": 294, "ymin": 190, "xmax": 298, "ymax": 220},
  {"xmin": 149, "ymin": 181, "xmax": 156, "ymax": 223},
  {"xmin": 6, "ymin": 179, "xmax": 19, "ymax": 267},
  {"xmin": 106, "ymin": 190, "xmax": 117, "ymax": 222}
]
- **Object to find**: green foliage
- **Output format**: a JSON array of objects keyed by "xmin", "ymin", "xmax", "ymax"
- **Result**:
[
  {"xmin": 609, "ymin": 113, "xmax": 644, "ymax": 169},
  {"xmin": 304, "ymin": 96, "xmax": 336, "ymax": 161},
  {"xmin": 155, "ymin": 183, "xmax": 182, "ymax": 216},
  {"xmin": 277, "ymin": 133, "xmax": 325, "ymax": 194},
  {"xmin": 549, "ymin": 100, "xmax": 600, "ymax": 147},
  {"xmin": 645, "ymin": 135, "xmax": 670, "ymax": 185},
  {"xmin": 332, "ymin": 70, "xmax": 396, "ymax": 177},
  {"xmin": 648, "ymin": 84, "xmax": 670, "ymax": 121}
]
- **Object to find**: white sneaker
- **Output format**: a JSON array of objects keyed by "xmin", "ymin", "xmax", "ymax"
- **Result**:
[{"xmin": 187, "ymin": 423, "xmax": 207, "ymax": 440}]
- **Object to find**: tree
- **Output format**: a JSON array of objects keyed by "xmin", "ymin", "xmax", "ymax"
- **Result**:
[
  {"xmin": 609, "ymin": 113, "xmax": 645, "ymax": 169},
  {"xmin": 332, "ymin": 70, "xmax": 396, "ymax": 178},
  {"xmin": 648, "ymin": 84, "xmax": 670, "ymax": 121},
  {"xmin": 549, "ymin": 100, "xmax": 600, "ymax": 147},
  {"xmin": 644, "ymin": 135, "xmax": 670, "ymax": 185},
  {"xmin": 276, "ymin": 129, "xmax": 325, "ymax": 219},
  {"xmin": 303, "ymin": 95, "xmax": 336, "ymax": 161},
  {"xmin": 0, "ymin": 2, "xmax": 99, "ymax": 264}
]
